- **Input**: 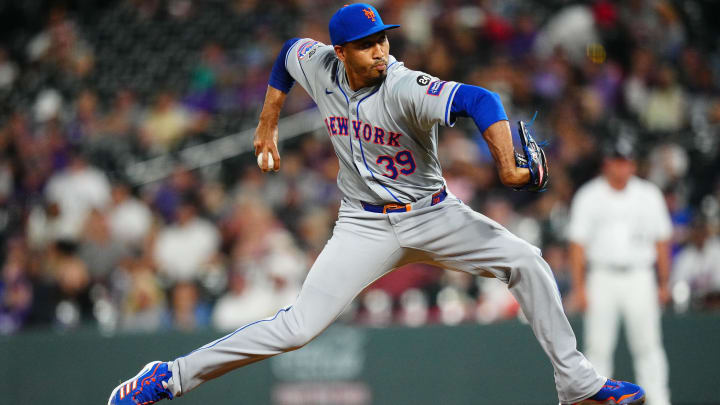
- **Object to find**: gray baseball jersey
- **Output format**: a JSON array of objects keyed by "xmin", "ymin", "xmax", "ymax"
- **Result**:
[
  {"xmin": 163, "ymin": 39, "xmax": 605, "ymax": 405},
  {"xmin": 287, "ymin": 38, "xmax": 458, "ymax": 204}
]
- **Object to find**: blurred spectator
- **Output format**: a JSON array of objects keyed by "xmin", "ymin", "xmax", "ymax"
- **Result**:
[
  {"xmin": 624, "ymin": 48, "xmax": 654, "ymax": 119},
  {"xmin": 533, "ymin": 50, "xmax": 573, "ymax": 102},
  {"xmin": 296, "ymin": 208, "xmax": 333, "ymax": 260},
  {"xmin": 44, "ymin": 150, "xmax": 111, "ymax": 240},
  {"xmin": 26, "ymin": 7, "xmax": 94, "ymax": 77},
  {"xmin": 646, "ymin": 143, "xmax": 688, "ymax": 190},
  {"xmin": 116, "ymin": 256, "xmax": 166, "ymax": 333},
  {"xmin": 47, "ymin": 240, "xmax": 92, "ymax": 329},
  {"xmin": 185, "ymin": 42, "xmax": 234, "ymax": 113},
  {"xmin": 678, "ymin": 47, "xmax": 714, "ymax": 94},
  {"xmin": 78, "ymin": 209, "xmax": 130, "ymax": 282},
  {"xmin": 26, "ymin": 202, "xmax": 65, "ymax": 251},
  {"xmin": 212, "ymin": 271, "xmax": 256, "ymax": 331},
  {"xmin": 438, "ymin": 128, "xmax": 484, "ymax": 203},
  {"xmin": 484, "ymin": 195, "xmax": 542, "ymax": 247},
  {"xmin": 40, "ymin": 117, "xmax": 72, "ymax": 170},
  {"xmin": 672, "ymin": 219, "xmax": 720, "ymax": 310},
  {"xmin": 198, "ymin": 181, "xmax": 230, "ymax": 222},
  {"xmin": 475, "ymin": 278, "xmax": 519, "ymax": 324},
  {"xmin": 67, "ymin": 89, "xmax": 101, "ymax": 142},
  {"xmin": 543, "ymin": 243, "xmax": 572, "ymax": 299},
  {"xmin": 212, "ymin": 267, "xmax": 298, "ymax": 331},
  {"xmin": 153, "ymin": 194, "xmax": 220, "ymax": 282},
  {"xmin": 398, "ymin": 288, "xmax": 429, "ymax": 327},
  {"xmin": 0, "ymin": 159, "xmax": 12, "ymax": 204},
  {"xmin": 179, "ymin": 111, "xmax": 215, "ymax": 149},
  {"xmin": 641, "ymin": 65, "xmax": 686, "ymax": 133},
  {"xmin": 618, "ymin": 0, "xmax": 683, "ymax": 56},
  {"xmin": 264, "ymin": 152, "xmax": 325, "ymax": 232},
  {"xmin": 230, "ymin": 203, "xmax": 306, "ymax": 292},
  {"xmin": 107, "ymin": 181, "xmax": 153, "ymax": 248},
  {"xmin": 0, "ymin": 239, "xmax": 33, "ymax": 334},
  {"xmin": 102, "ymin": 89, "xmax": 142, "ymax": 137},
  {"xmin": 140, "ymin": 92, "xmax": 190, "ymax": 153},
  {"xmin": 473, "ymin": 196, "xmax": 529, "ymax": 324},
  {"xmin": 361, "ymin": 288, "xmax": 393, "ymax": 326},
  {"xmin": 0, "ymin": 47, "xmax": 18, "ymax": 91},
  {"xmin": 651, "ymin": 2, "xmax": 686, "ymax": 58},
  {"xmin": 399, "ymin": 0, "xmax": 434, "ymax": 47},
  {"xmin": 167, "ymin": 281, "xmax": 210, "ymax": 331},
  {"xmin": 534, "ymin": 4, "xmax": 598, "ymax": 64},
  {"xmin": 33, "ymin": 88, "xmax": 64, "ymax": 124},
  {"xmin": 150, "ymin": 166, "xmax": 198, "ymax": 223},
  {"xmin": 435, "ymin": 271, "xmax": 477, "ymax": 325},
  {"xmin": 662, "ymin": 185, "xmax": 692, "ymax": 255}
]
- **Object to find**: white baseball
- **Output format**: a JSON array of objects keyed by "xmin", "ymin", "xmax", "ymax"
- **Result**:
[{"xmin": 257, "ymin": 152, "xmax": 274, "ymax": 169}]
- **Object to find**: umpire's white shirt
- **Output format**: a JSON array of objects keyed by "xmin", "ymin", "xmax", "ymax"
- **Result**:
[{"xmin": 567, "ymin": 176, "xmax": 672, "ymax": 270}]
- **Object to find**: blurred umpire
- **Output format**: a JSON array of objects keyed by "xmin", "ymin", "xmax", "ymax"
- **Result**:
[{"xmin": 567, "ymin": 138, "xmax": 672, "ymax": 405}]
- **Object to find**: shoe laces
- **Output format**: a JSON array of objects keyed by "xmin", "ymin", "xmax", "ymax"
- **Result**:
[
  {"xmin": 603, "ymin": 379, "xmax": 620, "ymax": 389},
  {"xmin": 132, "ymin": 371, "xmax": 173, "ymax": 404}
]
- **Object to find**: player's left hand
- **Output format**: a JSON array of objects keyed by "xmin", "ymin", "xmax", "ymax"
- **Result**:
[{"xmin": 513, "ymin": 120, "xmax": 548, "ymax": 192}]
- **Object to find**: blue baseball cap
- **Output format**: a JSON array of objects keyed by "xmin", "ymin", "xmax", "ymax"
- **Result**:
[{"xmin": 329, "ymin": 3, "xmax": 400, "ymax": 46}]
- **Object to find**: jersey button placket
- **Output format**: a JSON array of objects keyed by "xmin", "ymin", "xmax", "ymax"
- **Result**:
[{"xmin": 349, "ymin": 101, "xmax": 362, "ymax": 165}]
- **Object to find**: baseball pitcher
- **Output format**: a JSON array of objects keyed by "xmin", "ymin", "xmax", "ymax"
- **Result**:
[{"xmin": 109, "ymin": 4, "xmax": 645, "ymax": 405}]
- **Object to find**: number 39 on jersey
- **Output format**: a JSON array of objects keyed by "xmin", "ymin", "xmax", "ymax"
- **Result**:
[{"xmin": 324, "ymin": 116, "xmax": 416, "ymax": 178}]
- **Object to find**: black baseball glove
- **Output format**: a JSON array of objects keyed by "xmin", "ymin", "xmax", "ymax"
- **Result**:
[{"xmin": 513, "ymin": 120, "xmax": 549, "ymax": 192}]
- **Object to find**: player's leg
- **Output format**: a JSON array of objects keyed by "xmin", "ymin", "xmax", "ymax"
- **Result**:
[
  {"xmin": 169, "ymin": 207, "xmax": 405, "ymax": 396},
  {"xmin": 109, "ymin": 204, "xmax": 406, "ymax": 404},
  {"xmin": 583, "ymin": 268, "xmax": 622, "ymax": 378},
  {"xmin": 622, "ymin": 270, "xmax": 670, "ymax": 405},
  {"xmin": 391, "ymin": 197, "xmax": 605, "ymax": 404}
]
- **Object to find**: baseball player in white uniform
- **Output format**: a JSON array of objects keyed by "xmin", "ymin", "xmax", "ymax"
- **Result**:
[
  {"xmin": 567, "ymin": 141, "xmax": 672, "ymax": 405},
  {"xmin": 109, "ymin": 4, "xmax": 646, "ymax": 405}
]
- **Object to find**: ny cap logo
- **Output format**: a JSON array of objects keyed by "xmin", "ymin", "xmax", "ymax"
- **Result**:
[{"xmin": 363, "ymin": 8, "xmax": 376, "ymax": 22}]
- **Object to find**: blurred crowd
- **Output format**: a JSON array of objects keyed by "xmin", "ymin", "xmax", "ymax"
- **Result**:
[{"xmin": 1, "ymin": 0, "xmax": 720, "ymax": 335}]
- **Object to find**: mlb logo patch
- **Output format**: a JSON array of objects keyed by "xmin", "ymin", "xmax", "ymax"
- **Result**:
[
  {"xmin": 426, "ymin": 81, "xmax": 447, "ymax": 96},
  {"xmin": 297, "ymin": 40, "xmax": 319, "ymax": 60}
]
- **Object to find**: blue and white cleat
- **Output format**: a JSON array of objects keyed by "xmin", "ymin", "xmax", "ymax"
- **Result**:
[
  {"xmin": 108, "ymin": 361, "xmax": 174, "ymax": 405},
  {"xmin": 568, "ymin": 379, "xmax": 645, "ymax": 404}
]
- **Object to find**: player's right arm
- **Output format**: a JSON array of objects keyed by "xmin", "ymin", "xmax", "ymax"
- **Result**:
[
  {"xmin": 254, "ymin": 38, "xmax": 332, "ymax": 172},
  {"xmin": 254, "ymin": 86, "xmax": 286, "ymax": 172}
]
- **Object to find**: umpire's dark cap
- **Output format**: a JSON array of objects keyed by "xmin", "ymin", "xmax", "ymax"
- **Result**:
[{"xmin": 604, "ymin": 137, "xmax": 636, "ymax": 160}]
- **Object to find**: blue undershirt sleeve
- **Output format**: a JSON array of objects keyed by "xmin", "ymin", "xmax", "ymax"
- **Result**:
[
  {"xmin": 450, "ymin": 84, "xmax": 508, "ymax": 133},
  {"xmin": 268, "ymin": 38, "xmax": 301, "ymax": 93}
]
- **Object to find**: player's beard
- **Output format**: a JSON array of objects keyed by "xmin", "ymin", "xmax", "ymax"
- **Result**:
[
  {"xmin": 367, "ymin": 71, "xmax": 387, "ymax": 87},
  {"xmin": 367, "ymin": 60, "xmax": 388, "ymax": 86},
  {"xmin": 344, "ymin": 58, "xmax": 388, "ymax": 89}
]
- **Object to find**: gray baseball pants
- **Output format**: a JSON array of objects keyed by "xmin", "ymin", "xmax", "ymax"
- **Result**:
[{"xmin": 169, "ymin": 195, "xmax": 604, "ymax": 404}]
